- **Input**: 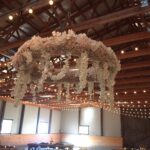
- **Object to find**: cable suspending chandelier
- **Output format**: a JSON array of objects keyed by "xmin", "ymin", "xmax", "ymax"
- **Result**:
[{"xmin": 11, "ymin": 30, "xmax": 121, "ymax": 107}]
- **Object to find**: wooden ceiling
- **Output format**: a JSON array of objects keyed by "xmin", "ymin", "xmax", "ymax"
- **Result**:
[{"xmin": 0, "ymin": 0, "xmax": 150, "ymax": 109}]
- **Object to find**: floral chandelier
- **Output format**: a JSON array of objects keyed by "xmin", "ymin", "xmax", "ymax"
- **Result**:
[{"xmin": 11, "ymin": 30, "xmax": 121, "ymax": 107}]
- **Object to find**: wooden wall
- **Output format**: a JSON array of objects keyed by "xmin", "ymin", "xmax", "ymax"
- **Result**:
[
  {"xmin": 61, "ymin": 134, "xmax": 123, "ymax": 148},
  {"xmin": 0, "ymin": 134, "xmax": 122, "ymax": 148},
  {"xmin": 0, "ymin": 134, "xmax": 60, "ymax": 145}
]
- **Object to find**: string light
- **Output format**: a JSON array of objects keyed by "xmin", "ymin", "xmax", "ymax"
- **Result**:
[
  {"xmin": 49, "ymin": 0, "xmax": 54, "ymax": 5},
  {"xmin": 135, "ymin": 47, "xmax": 139, "ymax": 51},
  {"xmin": 133, "ymin": 91, "xmax": 137, "ymax": 94},
  {"xmin": 8, "ymin": 15, "xmax": 13, "ymax": 21},
  {"xmin": 124, "ymin": 91, "xmax": 127, "ymax": 95},
  {"xmin": 143, "ymin": 90, "xmax": 146, "ymax": 93},
  {"xmin": 121, "ymin": 50, "xmax": 125, "ymax": 54},
  {"xmin": 28, "ymin": 8, "xmax": 33, "ymax": 14}
]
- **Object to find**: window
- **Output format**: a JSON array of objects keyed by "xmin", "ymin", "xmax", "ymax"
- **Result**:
[
  {"xmin": 79, "ymin": 125, "xmax": 89, "ymax": 135},
  {"xmin": 38, "ymin": 122, "xmax": 48, "ymax": 134},
  {"xmin": 1, "ymin": 119, "xmax": 13, "ymax": 134}
]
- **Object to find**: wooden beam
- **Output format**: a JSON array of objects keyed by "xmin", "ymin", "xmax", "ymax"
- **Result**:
[
  {"xmin": 36, "ymin": 107, "xmax": 40, "ymax": 134},
  {"xmin": 0, "ymin": 101, "xmax": 6, "ymax": 133},
  {"xmin": 71, "ymin": 6, "xmax": 150, "ymax": 32},
  {"xmin": 0, "ymin": 69, "xmax": 150, "ymax": 90},
  {"xmin": 78, "ymin": 108, "xmax": 81, "ymax": 134},
  {"xmin": 115, "ymin": 82, "xmax": 150, "ymax": 90},
  {"xmin": 18, "ymin": 104, "xmax": 25, "ymax": 134},
  {"xmin": 117, "ymin": 69, "xmax": 150, "ymax": 79},
  {"xmin": 117, "ymin": 47, "xmax": 150, "ymax": 60},
  {"xmin": 48, "ymin": 109, "xmax": 52, "ymax": 134},
  {"xmin": 0, "ymin": 31, "xmax": 150, "ymax": 54},
  {"xmin": 0, "ymin": 0, "xmax": 58, "ymax": 26},
  {"xmin": 100, "ymin": 108, "xmax": 103, "ymax": 136},
  {"xmin": 116, "ymin": 77, "xmax": 150, "ymax": 85},
  {"xmin": 116, "ymin": 88, "xmax": 150, "ymax": 93},
  {"xmin": 103, "ymin": 32, "xmax": 150, "ymax": 46},
  {"xmin": 121, "ymin": 60, "xmax": 150, "ymax": 70},
  {"xmin": 115, "ymin": 94, "xmax": 150, "ymax": 101}
]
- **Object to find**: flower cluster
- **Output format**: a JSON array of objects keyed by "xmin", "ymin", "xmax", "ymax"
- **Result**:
[{"xmin": 11, "ymin": 30, "xmax": 120, "ymax": 104}]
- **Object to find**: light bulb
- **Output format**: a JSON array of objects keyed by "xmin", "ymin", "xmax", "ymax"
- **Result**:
[
  {"xmin": 124, "ymin": 91, "xmax": 127, "ymax": 95},
  {"xmin": 28, "ymin": 8, "xmax": 33, "ymax": 14},
  {"xmin": 133, "ymin": 91, "xmax": 137, "ymax": 94},
  {"xmin": 121, "ymin": 50, "xmax": 125, "ymax": 54},
  {"xmin": 49, "ymin": 0, "xmax": 54, "ymax": 5},
  {"xmin": 135, "ymin": 47, "xmax": 139, "ymax": 51},
  {"xmin": 8, "ymin": 15, "xmax": 13, "ymax": 20}
]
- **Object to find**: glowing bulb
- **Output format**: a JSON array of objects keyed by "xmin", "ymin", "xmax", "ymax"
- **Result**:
[
  {"xmin": 8, "ymin": 15, "xmax": 13, "ymax": 20},
  {"xmin": 49, "ymin": 0, "xmax": 54, "ymax": 5},
  {"xmin": 121, "ymin": 50, "xmax": 125, "ymax": 54},
  {"xmin": 124, "ymin": 91, "xmax": 127, "ymax": 95},
  {"xmin": 133, "ymin": 91, "xmax": 137, "ymax": 94},
  {"xmin": 135, "ymin": 47, "xmax": 139, "ymax": 51},
  {"xmin": 28, "ymin": 8, "xmax": 33, "ymax": 14},
  {"xmin": 143, "ymin": 90, "xmax": 146, "ymax": 93}
]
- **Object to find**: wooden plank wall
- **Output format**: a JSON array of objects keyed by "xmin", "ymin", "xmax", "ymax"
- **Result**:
[
  {"xmin": 0, "ymin": 134, "xmax": 122, "ymax": 148},
  {"xmin": 61, "ymin": 134, "xmax": 123, "ymax": 148},
  {"xmin": 0, "ymin": 134, "xmax": 60, "ymax": 145}
]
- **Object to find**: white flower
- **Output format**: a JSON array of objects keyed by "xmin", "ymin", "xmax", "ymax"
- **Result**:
[{"xmin": 11, "ymin": 30, "xmax": 120, "ymax": 104}]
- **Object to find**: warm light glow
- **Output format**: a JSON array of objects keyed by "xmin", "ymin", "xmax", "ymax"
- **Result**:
[
  {"xmin": 143, "ymin": 90, "xmax": 146, "ymax": 93},
  {"xmin": 135, "ymin": 47, "xmax": 139, "ymax": 51},
  {"xmin": 133, "ymin": 91, "xmax": 137, "ymax": 94},
  {"xmin": 8, "ymin": 15, "xmax": 13, "ymax": 20},
  {"xmin": 65, "ymin": 135, "xmax": 92, "ymax": 147},
  {"xmin": 121, "ymin": 50, "xmax": 125, "ymax": 54},
  {"xmin": 124, "ymin": 91, "xmax": 127, "ymax": 95},
  {"xmin": 28, "ymin": 8, "xmax": 33, "ymax": 14},
  {"xmin": 49, "ymin": 0, "xmax": 54, "ymax": 5}
]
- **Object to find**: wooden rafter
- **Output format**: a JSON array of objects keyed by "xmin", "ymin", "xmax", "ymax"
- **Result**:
[
  {"xmin": 117, "ymin": 47, "xmax": 150, "ymax": 59},
  {"xmin": 71, "ymin": 5, "xmax": 150, "ymax": 32},
  {"xmin": 0, "ymin": 31, "xmax": 150, "ymax": 54}
]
